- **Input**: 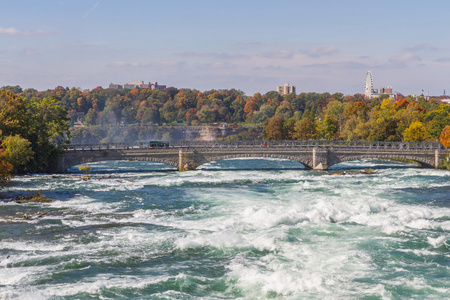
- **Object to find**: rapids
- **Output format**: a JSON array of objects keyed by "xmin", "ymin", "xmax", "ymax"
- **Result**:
[{"xmin": 0, "ymin": 158, "xmax": 449, "ymax": 299}]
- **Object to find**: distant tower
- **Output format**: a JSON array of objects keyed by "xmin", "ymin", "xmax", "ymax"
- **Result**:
[
  {"xmin": 365, "ymin": 71, "xmax": 373, "ymax": 98},
  {"xmin": 276, "ymin": 83, "xmax": 296, "ymax": 95}
]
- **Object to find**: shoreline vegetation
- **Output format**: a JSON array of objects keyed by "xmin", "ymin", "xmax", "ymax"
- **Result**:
[
  {"xmin": 5, "ymin": 190, "xmax": 53, "ymax": 204},
  {"xmin": 0, "ymin": 190, "xmax": 54, "ymax": 221}
]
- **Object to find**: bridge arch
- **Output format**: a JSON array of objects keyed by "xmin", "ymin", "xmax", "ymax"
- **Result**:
[
  {"xmin": 327, "ymin": 153, "xmax": 434, "ymax": 169},
  {"xmin": 60, "ymin": 152, "xmax": 179, "ymax": 172},
  {"xmin": 193, "ymin": 153, "xmax": 312, "ymax": 170}
]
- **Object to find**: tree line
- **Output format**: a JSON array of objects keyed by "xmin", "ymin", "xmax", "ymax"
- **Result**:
[
  {"xmin": 4, "ymin": 84, "xmax": 450, "ymax": 143},
  {"xmin": 1, "ymin": 84, "xmax": 449, "ymax": 182}
]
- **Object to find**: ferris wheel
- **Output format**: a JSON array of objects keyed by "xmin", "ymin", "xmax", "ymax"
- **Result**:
[{"xmin": 365, "ymin": 71, "xmax": 373, "ymax": 98}]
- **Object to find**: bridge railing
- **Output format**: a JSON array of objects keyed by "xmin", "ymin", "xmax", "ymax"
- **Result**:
[{"xmin": 64, "ymin": 140, "xmax": 445, "ymax": 151}]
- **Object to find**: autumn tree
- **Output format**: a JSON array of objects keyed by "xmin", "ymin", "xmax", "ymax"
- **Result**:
[
  {"xmin": 292, "ymin": 118, "xmax": 317, "ymax": 140},
  {"xmin": 394, "ymin": 98, "xmax": 410, "ymax": 110},
  {"xmin": 344, "ymin": 101, "xmax": 369, "ymax": 120},
  {"xmin": 403, "ymin": 121, "xmax": 427, "ymax": 142},
  {"xmin": 185, "ymin": 108, "xmax": 198, "ymax": 125},
  {"xmin": 1, "ymin": 135, "xmax": 34, "ymax": 173},
  {"xmin": 0, "ymin": 148, "xmax": 13, "ymax": 187},
  {"xmin": 244, "ymin": 100, "xmax": 258, "ymax": 114},
  {"xmin": 284, "ymin": 117, "xmax": 296, "ymax": 140},
  {"xmin": 250, "ymin": 92, "xmax": 263, "ymax": 107},
  {"xmin": 0, "ymin": 90, "xmax": 29, "ymax": 137},
  {"xmin": 263, "ymin": 116, "xmax": 287, "ymax": 140},
  {"xmin": 439, "ymin": 125, "xmax": 450, "ymax": 147}
]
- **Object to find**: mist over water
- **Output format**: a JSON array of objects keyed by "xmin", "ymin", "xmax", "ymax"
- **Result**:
[{"xmin": 1, "ymin": 159, "xmax": 449, "ymax": 299}]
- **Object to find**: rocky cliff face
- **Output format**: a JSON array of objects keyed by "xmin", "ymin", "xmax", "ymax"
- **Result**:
[
  {"xmin": 70, "ymin": 125, "xmax": 260, "ymax": 144},
  {"xmin": 184, "ymin": 126, "xmax": 247, "ymax": 141}
]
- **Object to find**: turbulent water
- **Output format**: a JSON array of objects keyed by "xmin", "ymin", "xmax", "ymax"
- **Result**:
[{"xmin": 0, "ymin": 158, "xmax": 449, "ymax": 299}]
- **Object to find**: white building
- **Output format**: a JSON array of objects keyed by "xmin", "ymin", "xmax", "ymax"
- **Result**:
[{"xmin": 277, "ymin": 83, "xmax": 296, "ymax": 95}]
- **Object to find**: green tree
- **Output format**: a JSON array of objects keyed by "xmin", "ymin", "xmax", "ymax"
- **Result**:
[
  {"xmin": 317, "ymin": 115, "xmax": 339, "ymax": 140},
  {"xmin": 284, "ymin": 117, "xmax": 296, "ymax": 139},
  {"xmin": 24, "ymin": 96, "xmax": 71, "ymax": 172},
  {"xmin": 341, "ymin": 115, "xmax": 370, "ymax": 141},
  {"xmin": 137, "ymin": 107, "xmax": 160, "ymax": 125},
  {"xmin": 85, "ymin": 108, "xmax": 99, "ymax": 126},
  {"xmin": 1, "ymin": 85, "xmax": 23, "ymax": 94},
  {"xmin": 1, "ymin": 92, "xmax": 70, "ymax": 172},
  {"xmin": 159, "ymin": 100, "xmax": 177, "ymax": 123},
  {"xmin": 101, "ymin": 108, "xmax": 117, "ymax": 125},
  {"xmin": 275, "ymin": 101, "xmax": 293, "ymax": 119},
  {"xmin": 197, "ymin": 106, "xmax": 218, "ymax": 124},
  {"xmin": 259, "ymin": 104, "xmax": 274, "ymax": 120},
  {"xmin": 1, "ymin": 135, "xmax": 34, "ymax": 172},
  {"xmin": 231, "ymin": 97, "xmax": 246, "ymax": 123},
  {"xmin": 368, "ymin": 117, "xmax": 401, "ymax": 141},
  {"xmin": 324, "ymin": 100, "xmax": 347, "ymax": 136},
  {"xmin": 425, "ymin": 105, "xmax": 450, "ymax": 140}
]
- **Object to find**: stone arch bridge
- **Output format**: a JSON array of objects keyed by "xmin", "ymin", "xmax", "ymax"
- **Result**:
[{"xmin": 58, "ymin": 140, "xmax": 448, "ymax": 172}]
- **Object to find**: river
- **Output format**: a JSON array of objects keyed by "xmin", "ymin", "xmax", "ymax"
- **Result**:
[{"xmin": 0, "ymin": 158, "xmax": 449, "ymax": 299}]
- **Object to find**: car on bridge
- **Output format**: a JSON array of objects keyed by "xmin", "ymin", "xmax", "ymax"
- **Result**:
[{"xmin": 149, "ymin": 141, "xmax": 169, "ymax": 148}]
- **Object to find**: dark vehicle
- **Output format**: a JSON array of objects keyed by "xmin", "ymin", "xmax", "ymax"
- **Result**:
[{"xmin": 149, "ymin": 141, "xmax": 169, "ymax": 148}]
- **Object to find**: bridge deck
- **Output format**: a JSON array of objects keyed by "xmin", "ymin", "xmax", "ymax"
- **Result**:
[
  {"xmin": 64, "ymin": 140, "xmax": 445, "ymax": 151},
  {"xmin": 59, "ymin": 140, "xmax": 448, "ymax": 172}
]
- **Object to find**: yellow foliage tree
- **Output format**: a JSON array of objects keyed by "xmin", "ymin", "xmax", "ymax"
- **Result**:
[
  {"xmin": 78, "ymin": 164, "xmax": 91, "ymax": 180},
  {"xmin": 1, "ymin": 135, "xmax": 34, "ymax": 172},
  {"xmin": 403, "ymin": 121, "xmax": 427, "ymax": 142},
  {"xmin": 439, "ymin": 125, "xmax": 450, "ymax": 148}
]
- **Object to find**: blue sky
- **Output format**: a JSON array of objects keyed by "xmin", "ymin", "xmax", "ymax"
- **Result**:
[{"xmin": 1, "ymin": 0, "xmax": 450, "ymax": 96}]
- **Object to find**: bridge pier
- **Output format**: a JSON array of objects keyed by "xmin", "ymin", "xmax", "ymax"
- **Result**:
[
  {"xmin": 312, "ymin": 148, "xmax": 329, "ymax": 170},
  {"xmin": 178, "ymin": 149, "xmax": 208, "ymax": 171},
  {"xmin": 435, "ymin": 150, "xmax": 441, "ymax": 169}
]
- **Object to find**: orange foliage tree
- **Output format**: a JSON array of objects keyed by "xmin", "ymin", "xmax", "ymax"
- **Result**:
[
  {"xmin": 244, "ymin": 100, "xmax": 258, "ymax": 114},
  {"xmin": 0, "ymin": 148, "xmax": 13, "ymax": 187},
  {"xmin": 394, "ymin": 99, "xmax": 409, "ymax": 110},
  {"xmin": 263, "ymin": 116, "xmax": 286, "ymax": 140},
  {"xmin": 439, "ymin": 125, "xmax": 450, "ymax": 147},
  {"xmin": 344, "ymin": 101, "xmax": 369, "ymax": 119}
]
